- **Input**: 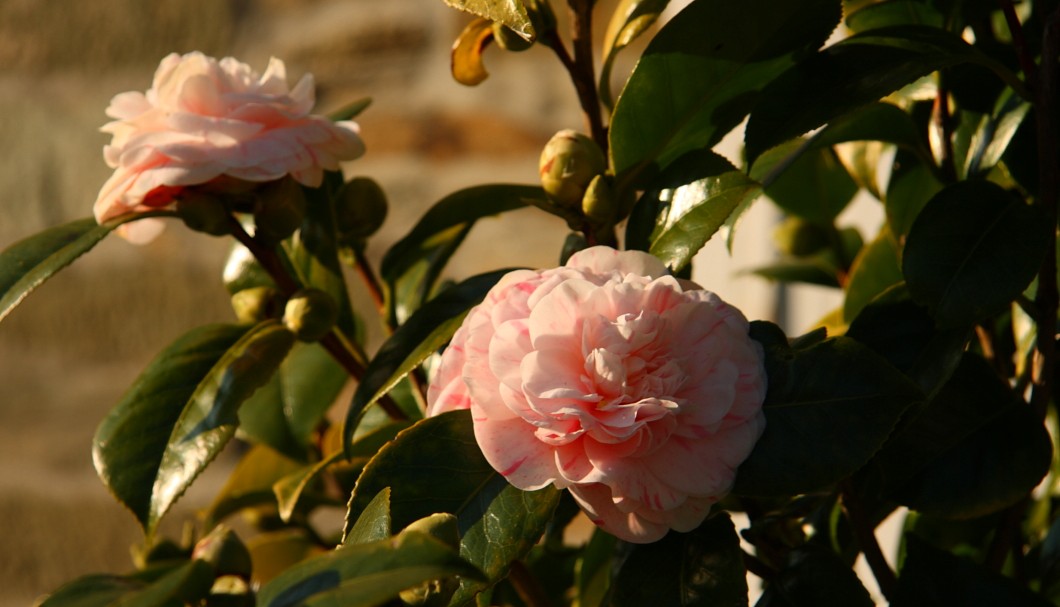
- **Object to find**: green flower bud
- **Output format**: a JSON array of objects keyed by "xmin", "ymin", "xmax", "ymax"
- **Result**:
[
  {"xmin": 539, "ymin": 130, "xmax": 607, "ymax": 208},
  {"xmin": 581, "ymin": 174, "xmax": 618, "ymax": 224},
  {"xmin": 397, "ymin": 514, "xmax": 461, "ymax": 607},
  {"xmin": 492, "ymin": 22, "xmax": 534, "ymax": 51},
  {"xmin": 335, "ymin": 176, "xmax": 388, "ymax": 244},
  {"xmin": 283, "ymin": 288, "xmax": 338, "ymax": 342},
  {"xmin": 176, "ymin": 192, "xmax": 232, "ymax": 236},
  {"xmin": 192, "ymin": 526, "xmax": 252, "ymax": 579},
  {"xmin": 230, "ymin": 286, "xmax": 284, "ymax": 324},
  {"xmin": 254, "ymin": 177, "xmax": 307, "ymax": 245}
]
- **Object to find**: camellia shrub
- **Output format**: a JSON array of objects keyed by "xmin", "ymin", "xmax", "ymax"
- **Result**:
[{"xmin": 4, "ymin": 0, "xmax": 1060, "ymax": 604}]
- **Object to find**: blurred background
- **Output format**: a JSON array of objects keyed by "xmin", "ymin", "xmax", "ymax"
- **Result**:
[{"xmin": 0, "ymin": 1, "xmax": 855, "ymax": 603}]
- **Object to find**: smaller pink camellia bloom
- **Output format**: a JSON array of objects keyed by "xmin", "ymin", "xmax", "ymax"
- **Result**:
[
  {"xmin": 427, "ymin": 246, "xmax": 767, "ymax": 543},
  {"xmin": 94, "ymin": 51, "xmax": 365, "ymax": 243}
]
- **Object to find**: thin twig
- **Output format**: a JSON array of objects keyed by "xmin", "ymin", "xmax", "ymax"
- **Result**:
[
  {"xmin": 567, "ymin": 0, "xmax": 607, "ymax": 151},
  {"xmin": 840, "ymin": 483, "xmax": 897, "ymax": 602},
  {"xmin": 934, "ymin": 76, "xmax": 959, "ymax": 183},
  {"xmin": 351, "ymin": 246, "xmax": 387, "ymax": 318},
  {"xmin": 999, "ymin": 0, "xmax": 1039, "ymax": 84},
  {"xmin": 743, "ymin": 550, "xmax": 777, "ymax": 580}
]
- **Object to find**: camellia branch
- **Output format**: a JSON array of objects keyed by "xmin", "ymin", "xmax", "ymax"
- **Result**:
[
  {"xmin": 351, "ymin": 245, "xmax": 388, "ymax": 320},
  {"xmin": 227, "ymin": 216, "xmax": 407, "ymax": 420},
  {"xmin": 542, "ymin": 1, "xmax": 607, "ymax": 153}
]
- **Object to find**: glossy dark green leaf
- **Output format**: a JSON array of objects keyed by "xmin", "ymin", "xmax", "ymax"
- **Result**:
[
  {"xmin": 842, "ymin": 228, "xmax": 903, "ymax": 322},
  {"xmin": 648, "ymin": 171, "xmax": 761, "ymax": 272},
  {"xmin": 745, "ymin": 26, "xmax": 1026, "ymax": 165},
  {"xmin": 275, "ymin": 422, "xmax": 409, "ymax": 523},
  {"xmin": 865, "ymin": 354, "xmax": 1052, "ymax": 519},
  {"xmin": 204, "ymin": 444, "xmax": 304, "ymax": 529},
  {"xmin": 734, "ymin": 325, "xmax": 921, "ymax": 496},
  {"xmin": 893, "ymin": 534, "xmax": 1052, "ymax": 606},
  {"xmin": 884, "ymin": 150, "xmax": 943, "ymax": 239},
  {"xmin": 381, "ymin": 184, "xmax": 543, "ymax": 322},
  {"xmin": 574, "ymin": 528, "xmax": 616, "ymax": 607},
  {"xmin": 239, "ymin": 342, "xmax": 347, "ymax": 460},
  {"xmin": 346, "ymin": 411, "xmax": 560, "ymax": 605},
  {"xmin": 599, "ymin": 0, "xmax": 671, "ymax": 109},
  {"xmin": 611, "ymin": 514, "xmax": 748, "ymax": 607},
  {"xmin": 609, "ymin": 0, "xmax": 840, "ymax": 187},
  {"xmin": 846, "ymin": 287, "xmax": 967, "ymax": 395},
  {"xmin": 0, "ymin": 214, "xmax": 161, "ymax": 323},
  {"xmin": 343, "ymin": 488, "xmax": 392, "ymax": 545},
  {"xmin": 845, "ymin": 0, "xmax": 943, "ymax": 33},
  {"xmin": 39, "ymin": 561, "xmax": 215, "ymax": 607},
  {"xmin": 94, "ymin": 323, "xmax": 248, "ymax": 531},
  {"xmin": 755, "ymin": 545, "xmax": 873, "ymax": 607},
  {"xmin": 442, "ymin": 0, "xmax": 534, "ymax": 40},
  {"xmin": 343, "ymin": 269, "xmax": 511, "ymax": 450},
  {"xmin": 753, "ymin": 142, "xmax": 858, "ymax": 223},
  {"xmin": 257, "ymin": 531, "xmax": 484, "ymax": 607},
  {"xmin": 903, "ymin": 180, "xmax": 1047, "ymax": 328}
]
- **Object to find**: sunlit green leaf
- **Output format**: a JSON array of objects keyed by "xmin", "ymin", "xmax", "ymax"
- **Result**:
[
  {"xmin": 753, "ymin": 141, "xmax": 858, "ymax": 224},
  {"xmin": 745, "ymin": 26, "xmax": 1027, "ymax": 164},
  {"xmin": 735, "ymin": 324, "xmax": 921, "ymax": 496},
  {"xmin": 843, "ymin": 228, "xmax": 903, "ymax": 323},
  {"xmin": 0, "ymin": 213, "xmax": 167, "ymax": 323},
  {"xmin": 903, "ymin": 180, "xmax": 1047, "ymax": 328},
  {"xmin": 346, "ymin": 411, "xmax": 560, "ymax": 605},
  {"xmin": 257, "ymin": 531, "xmax": 484, "ymax": 607},
  {"xmin": 343, "ymin": 488, "xmax": 392, "ymax": 546},
  {"xmin": 609, "ymin": 0, "xmax": 840, "ymax": 187},
  {"xmin": 599, "ymin": 0, "xmax": 671, "ymax": 109},
  {"xmin": 343, "ymin": 270, "xmax": 511, "ymax": 449},
  {"xmin": 442, "ymin": 0, "xmax": 534, "ymax": 40},
  {"xmin": 38, "ymin": 561, "xmax": 215, "ymax": 607},
  {"xmin": 574, "ymin": 529, "xmax": 616, "ymax": 607},
  {"xmin": 204, "ymin": 444, "xmax": 304, "ymax": 529}
]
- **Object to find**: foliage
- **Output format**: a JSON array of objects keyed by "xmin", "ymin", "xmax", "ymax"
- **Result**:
[{"xmin": 5, "ymin": 0, "xmax": 1060, "ymax": 604}]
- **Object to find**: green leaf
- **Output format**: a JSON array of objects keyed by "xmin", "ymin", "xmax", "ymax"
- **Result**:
[
  {"xmin": 734, "ymin": 325, "xmax": 921, "ymax": 496},
  {"xmin": 756, "ymin": 545, "xmax": 873, "ymax": 607},
  {"xmin": 609, "ymin": 0, "xmax": 841, "ymax": 187},
  {"xmin": 894, "ymin": 534, "xmax": 1053, "ymax": 606},
  {"xmin": 846, "ymin": 287, "xmax": 968, "ymax": 395},
  {"xmin": 204, "ymin": 444, "xmax": 304, "ymax": 529},
  {"xmin": 845, "ymin": 0, "xmax": 943, "ymax": 33},
  {"xmin": 885, "ymin": 150, "xmax": 943, "ymax": 239},
  {"xmin": 599, "ymin": 0, "xmax": 671, "ymax": 109},
  {"xmin": 748, "ymin": 256, "xmax": 842, "ymax": 288},
  {"xmin": 611, "ymin": 514, "xmax": 748, "ymax": 607},
  {"xmin": 94, "ymin": 324, "xmax": 248, "ymax": 531},
  {"xmin": 257, "ymin": 531, "xmax": 484, "ymax": 607},
  {"xmin": 752, "ymin": 141, "xmax": 858, "ymax": 224},
  {"xmin": 342, "ymin": 269, "xmax": 512, "ymax": 449},
  {"xmin": 346, "ymin": 411, "xmax": 560, "ymax": 605},
  {"xmin": 842, "ymin": 228, "xmax": 903, "ymax": 323},
  {"xmin": 902, "ymin": 180, "xmax": 1048, "ymax": 328},
  {"xmin": 239, "ymin": 342, "xmax": 348, "ymax": 460},
  {"xmin": 864, "ymin": 354, "xmax": 1052, "ymax": 519},
  {"xmin": 574, "ymin": 529, "xmax": 616, "ymax": 607},
  {"xmin": 248, "ymin": 530, "xmax": 322, "ymax": 586},
  {"xmin": 343, "ymin": 488, "xmax": 393, "ymax": 545},
  {"xmin": 441, "ymin": 0, "xmax": 534, "ymax": 40},
  {"xmin": 648, "ymin": 171, "xmax": 761, "ymax": 272},
  {"xmin": 745, "ymin": 26, "xmax": 1027, "ymax": 164},
  {"xmin": 275, "ymin": 422, "xmax": 409, "ymax": 523},
  {"xmin": 39, "ymin": 561, "xmax": 215, "ymax": 607},
  {"xmin": 381, "ymin": 184, "xmax": 543, "ymax": 323},
  {"xmin": 0, "ymin": 214, "xmax": 160, "ymax": 323}
]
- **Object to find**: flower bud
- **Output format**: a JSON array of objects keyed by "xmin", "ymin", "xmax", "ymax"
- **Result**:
[
  {"xmin": 492, "ymin": 22, "xmax": 533, "ymax": 51},
  {"xmin": 192, "ymin": 526, "xmax": 252, "ymax": 579},
  {"xmin": 230, "ymin": 286, "xmax": 284, "ymax": 324},
  {"xmin": 335, "ymin": 176, "xmax": 388, "ymax": 244},
  {"xmin": 398, "ymin": 514, "xmax": 461, "ymax": 607},
  {"xmin": 581, "ymin": 174, "xmax": 618, "ymax": 224},
  {"xmin": 539, "ymin": 130, "xmax": 607, "ymax": 208},
  {"xmin": 176, "ymin": 191, "xmax": 232, "ymax": 236},
  {"xmin": 254, "ymin": 177, "xmax": 307, "ymax": 245},
  {"xmin": 283, "ymin": 288, "xmax": 338, "ymax": 342}
]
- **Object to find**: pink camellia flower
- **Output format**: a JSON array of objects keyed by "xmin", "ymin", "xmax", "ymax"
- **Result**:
[
  {"xmin": 427, "ymin": 246, "xmax": 767, "ymax": 543},
  {"xmin": 94, "ymin": 51, "xmax": 365, "ymax": 242}
]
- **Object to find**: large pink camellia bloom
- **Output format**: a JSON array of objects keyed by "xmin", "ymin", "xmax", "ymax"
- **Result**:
[
  {"xmin": 427, "ymin": 246, "xmax": 767, "ymax": 543},
  {"xmin": 94, "ymin": 51, "xmax": 365, "ymax": 242}
]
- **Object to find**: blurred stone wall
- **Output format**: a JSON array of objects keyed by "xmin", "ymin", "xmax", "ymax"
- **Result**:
[{"xmin": 0, "ymin": 1, "xmax": 790, "ymax": 604}]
